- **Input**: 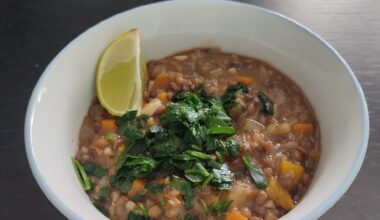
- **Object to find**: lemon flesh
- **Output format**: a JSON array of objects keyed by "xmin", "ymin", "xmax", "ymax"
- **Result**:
[{"xmin": 96, "ymin": 29, "xmax": 147, "ymax": 116}]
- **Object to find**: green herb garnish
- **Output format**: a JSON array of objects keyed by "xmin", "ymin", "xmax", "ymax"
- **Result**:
[
  {"xmin": 127, "ymin": 210, "xmax": 151, "ymax": 220},
  {"xmin": 71, "ymin": 158, "xmax": 92, "ymax": 191},
  {"xmin": 211, "ymin": 164, "xmax": 235, "ymax": 190},
  {"xmin": 184, "ymin": 214, "xmax": 200, "ymax": 220},
  {"xmin": 210, "ymin": 200, "xmax": 234, "ymax": 217},
  {"xmin": 257, "ymin": 91, "xmax": 273, "ymax": 115},
  {"xmin": 221, "ymin": 82, "xmax": 249, "ymax": 110},
  {"xmin": 169, "ymin": 176, "xmax": 194, "ymax": 210},
  {"xmin": 82, "ymin": 162, "xmax": 106, "ymax": 178},
  {"xmin": 243, "ymin": 154, "xmax": 267, "ymax": 188},
  {"xmin": 108, "ymin": 91, "xmax": 242, "ymax": 209},
  {"xmin": 92, "ymin": 199, "xmax": 107, "ymax": 215}
]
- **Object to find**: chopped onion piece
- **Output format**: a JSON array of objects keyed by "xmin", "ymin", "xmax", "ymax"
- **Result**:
[
  {"xmin": 141, "ymin": 98, "xmax": 163, "ymax": 116},
  {"xmin": 243, "ymin": 119, "xmax": 265, "ymax": 131}
]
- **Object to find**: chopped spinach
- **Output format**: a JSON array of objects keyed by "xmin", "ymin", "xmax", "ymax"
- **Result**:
[
  {"xmin": 127, "ymin": 211, "xmax": 151, "ymax": 220},
  {"xmin": 99, "ymin": 186, "xmax": 109, "ymax": 200},
  {"xmin": 146, "ymin": 182, "xmax": 164, "ymax": 194},
  {"xmin": 117, "ymin": 155, "xmax": 158, "ymax": 178},
  {"xmin": 92, "ymin": 200, "xmax": 108, "ymax": 216},
  {"xmin": 169, "ymin": 177, "xmax": 194, "ymax": 209},
  {"xmin": 71, "ymin": 158, "xmax": 92, "ymax": 191},
  {"xmin": 210, "ymin": 200, "xmax": 234, "ymax": 217},
  {"xmin": 243, "ymin": 154, "xmax": 267, "ymax": 188},
  {"xmin": 221, "ymin": 82, "xmax": 249, "ymax": 110},
  {"xmin": 130, "ymin": 193, "xmax": 145, "ymax": 202},
  {"xmin": 211, "ymin": 164, "xmax": 234, "ymax": 190},
  {"xmin": 207, "ymin": 137, "xmax": 240, "ymax": 158},
  {"xmin": 184, "ymin": 162, "xmax": 210, "ymax": 183},
  {"xmin": 185, "ymin": 150, "xmax": 210, "ymax": 160},
  {"xmin": 257, "ymin": 91, "xmax": 273, "ymax": 115},
  {"xmin": 184, "ymin": 214, "xmax": 200, "ymax": 220},
  {"xmin": 82, "ymin": 162, "xmax": 106, "ymax": 178},
  {"xmin": 127, "ymin": 205, "xmax": 150, "ymax": 220},
  {"xmin": 111, "ymin": 174, "xmax": 133, "ymax": 193},
  {"xmin": 108, "ymin": 92, "xmax": 242, "ymax": 204},
  {"xmin": 206, "ymin": 117, "xmax": 235, "ymax": 135}
]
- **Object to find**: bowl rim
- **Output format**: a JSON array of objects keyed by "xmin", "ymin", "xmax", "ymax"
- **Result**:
[{"xmin": 24, "ymin": 0, "xmax": 369, "ymax": 219}]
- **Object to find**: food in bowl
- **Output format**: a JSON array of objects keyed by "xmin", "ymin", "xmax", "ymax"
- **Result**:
[{"xmin": 72, "ymin": 32, "xmax": 320, "ymax": 220}]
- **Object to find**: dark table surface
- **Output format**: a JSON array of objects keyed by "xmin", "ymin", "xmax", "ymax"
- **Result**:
[{"xmin": 1, "ymin": 0, "xmax": 379, "ymax": 219}]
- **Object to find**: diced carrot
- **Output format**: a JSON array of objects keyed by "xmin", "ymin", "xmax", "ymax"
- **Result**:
[
  {"xmin": 280, "ymin": 159, "xmax": 305, "ymax": 183},
  {"xmin": 157, "ymin": 91, "xmax": 169, "ymax": 103},
  {"xmin": 292, "ymin": 123, "xmax": 314, "ymax": 135},
  {"xmin": 152, "ymin": 72, "xmax": 171, "ymax": 90},
  {"xmin": 225, "ymin": 211, "xmax": 248, "ymax": 220},
  {"xmin": 128, "ymin": 179, "xmax": 146, "ymax": 197},
  {"xmin": 234, "ymin": 75, "xmax": 254, "ymax": 85},
  {"xmin": 101, "ymin": 119, "xmax": 116, "ymax": 132},
  {"xmin": 267, "ymin": 177, "xmax": 295, "ymax": 210}
]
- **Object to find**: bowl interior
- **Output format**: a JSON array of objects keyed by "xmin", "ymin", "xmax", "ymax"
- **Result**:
[{"xmin": 25, "ymin": 1, "xmax": 368, "ymax": 219}]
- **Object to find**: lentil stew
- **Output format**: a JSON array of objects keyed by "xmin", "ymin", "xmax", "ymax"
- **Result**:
[{"xmin": 74, "ymin": 48, "xmax": 320, "ymax": 220}]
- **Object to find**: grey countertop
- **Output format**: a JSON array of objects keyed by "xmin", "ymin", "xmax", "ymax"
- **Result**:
[{"xmin": 1, "ymin": 0, "xmax": 379, "ymax": 219}]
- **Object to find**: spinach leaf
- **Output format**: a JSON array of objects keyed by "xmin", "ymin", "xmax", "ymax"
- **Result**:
[
  {"xmin": 125, "ymin": 124, "xmax": 144, "ymax": 140},
  {"xmin": 243, "ymin": 154, "xmax": 267, "ymax": 188},
  {"xmin": 127, "ymin": 211, "xmax": 151, "ymax": 220},
  {"xmin": 118, "ymin": 110, "xmax": 138, "ymax": 124},
  {"xmin": 71, "ymin": 158, "xmax": 92, "ymax": 191},
  {"xmin": 111, "ymin": 174, "xmax": 133, "ymax": 193},
  {"xmin": 185, "ymin": 162, "xmax": 210, "ymax": 183},
  {"xmin": 146, "ymin": 182, "xmax": 164, "ymax": 194},
  {"xmin": 152, "ymin": 135, "xmax": 183, "ymax": 157},
  {"xmin": 207, "ymin": 160, "xmax": 223, "ymax": 169},
  {"xmin": 99, "ymin": 186, "xmax": 109, "ymax": 200},
  {"xmin": 117, "ymin": 110, "xmax": 150, "ymax": 155},
  {"xmin": 130, "ymin": 193, "xmax": 145, "ymax": 202},
  {"xmin": 128, "ymin": 205, "xmax": 150, "ymax": 220},
  {"xmin": 121, "ymin": 155, "xmax": 157, "ymax": 178},
  {"xmin": 112, "ymin": 155, "xmax": 157, "ymax": 193},
  {"xmin": 210, "ymin": 200, "xmax": 233, "ymax": 217},
  {"xmin": 170, "ymin": 156, "xmax": 196, "ymax": 171},
  {"xmin": 184, "ymin": 214, "xmax": 200, "ymax": 220},
  {"xmin": 128, "ymin": 138, "xmax": 152, "ymax": 155},
  {"xmin": 169, "ymin": 177, "xmax": 194, "ymax": 209},
  {"xmin": 211, "ymin": 164, "xmax": 234, "ymax": 190},
  {"xmin": 146, "ymin": 125, "xmax": 167, "ymax": 141},
  {"xmin": 92, "ymin": 199, "xmax": 108, "ymax": 215},
  {"xmin": 206, "ymin": 117, "xmax": 235, "ymax": 135},
  {"xmin": 82, "ymin": 162, "xmax": 106, "ymax": 178},
  {"xmin": 221, "ymin": 82, "xmax": 249, "ymax": 110},
  {"xmin": 208, "ymin": 99, "xmax": 232, "ymax": 123},
  {"xmin": 209, "ymin": 138, "xmax": 241, "ymax": 158},
  {"xmin": 185, "ymin": 150, "xmax": 210, "ymax": 160},
  {"xmin": 257, "ymin": 91, "xmax": 273, "ymax": 115}
]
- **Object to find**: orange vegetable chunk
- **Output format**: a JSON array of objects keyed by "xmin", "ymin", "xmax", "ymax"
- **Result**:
[
  {"xmin": 280, "ymin": 159, "xmax": 305, "ymax": 183},
  {"xmin": 292, "ymin": 123, "xmax": 314, "ymax": 135},
  {"xmin": 225, "ymin": 211, "xmax": 248, "ymax": 220},
  {"xmin": 267, "ymin": 177, "xmax": 295, "ymax": 210},
  {"xmin": 101, "ymin": 119, "xmax": 116, "ymax": 132}
]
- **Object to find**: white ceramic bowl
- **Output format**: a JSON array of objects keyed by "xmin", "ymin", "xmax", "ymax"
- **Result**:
[{"xmin": 25, "ymin": 0, "xmax": 369, "ymax": 219}]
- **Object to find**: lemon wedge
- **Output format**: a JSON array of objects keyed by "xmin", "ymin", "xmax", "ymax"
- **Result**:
[{"xmin": 96, "ymin": 29, "xmax": 147, "ymax": 116}]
